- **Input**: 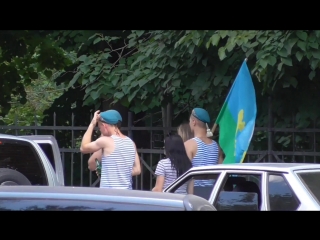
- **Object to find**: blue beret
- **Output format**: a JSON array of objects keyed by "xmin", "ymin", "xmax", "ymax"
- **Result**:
[
  {"xmin": 100, "ymin": 110, "xmax": 122, "ymax": 125},
  {"xmin": 193, "ymin": 108, "xmax": 210, "ymax": 123}
]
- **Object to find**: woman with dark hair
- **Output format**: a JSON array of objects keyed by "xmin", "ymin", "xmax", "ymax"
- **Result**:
[{"xmin": 152, "ymin": 133, "xmax": 192, "ymax": 193}]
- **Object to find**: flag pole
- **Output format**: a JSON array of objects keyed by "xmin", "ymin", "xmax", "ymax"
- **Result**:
[
  {"xmin": 210, "ymin": 123, "xmax": 217, "ymax": 135},
  {"xmin": 211, "ymin": 57, "xmax": 248, "ymax": 135}
]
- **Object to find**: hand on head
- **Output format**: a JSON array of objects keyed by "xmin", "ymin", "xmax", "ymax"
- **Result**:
[{"xmin": 91, "ymin": 110, "xmax": 100, "ymax": 126}]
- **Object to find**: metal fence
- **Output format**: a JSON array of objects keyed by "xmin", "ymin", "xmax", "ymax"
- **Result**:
[
  {"xmin": 0, "ymin": 112, "xmax": 177, "ymax": 190},
  {"xmin": 1, "ymin": 103, "xmax": 320, "ymax": 190}
]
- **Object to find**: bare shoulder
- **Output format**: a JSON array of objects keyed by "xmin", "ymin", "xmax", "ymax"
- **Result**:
[
  {"xmin": 185, "ymin": 138, "xmax": 196, "ymax": 146},
  {"xmin": 96, "ymin": 136, "xmax": 113, "ymax": 145},
  {"xmin": 184, "ymin": 139, "xmax": 196, "ymax": 160},
  {"xmin": 184, "ymin": 138, "xmax": 197, "ymax": 150},
  {"xmin": 99, "ymin": 136, "xmax": 113, "ymax": 141}
]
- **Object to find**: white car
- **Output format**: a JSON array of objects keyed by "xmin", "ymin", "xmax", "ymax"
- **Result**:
[
  {"xmin": 163, "ymin": 163, "xmax": 320, "ymax": 211},
  {"xmin": 0, "ymin": 134, "xmax": 64, "ymax": 186},
  {"xmin": 0, "ymin": 186, "xmax": 216, "ymax": 211}
]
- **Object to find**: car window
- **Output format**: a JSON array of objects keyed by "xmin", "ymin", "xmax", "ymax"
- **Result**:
[
  {"xmin": 38, "ymin": 143, "xmax": 55, "ymax": 171},
  {"xmin": 296, "ymin": 171, "xmax": 320, "ymax": 205},
  {"xmin": 0, "ymin": 139, "xmax": 48, "ymax": 185},
  {"xmin": 0, "ymin": 199, "xmax": 184, "ymax": 211},
  {"xmin": 213, "ymin": 173, "xmax": 262, "ymax": 211},
  {"xmin": 215, "ymin": 192, "xmax": 259, "ymax": 211},
  {"xmin": 168, "ymin": 173, "xmax": 221, "ymax": 200},
  {"xmin": 267, "ymin": 174, "xmax": 300, "ymax": 211}
]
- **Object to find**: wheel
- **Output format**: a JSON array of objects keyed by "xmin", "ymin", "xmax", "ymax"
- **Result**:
[{"xmin": 0, "ymin": 168, "xmax": 32, "ymax": 186}]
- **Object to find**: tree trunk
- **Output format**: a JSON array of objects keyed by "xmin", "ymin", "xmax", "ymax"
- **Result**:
[
  {"xmin": 162, "ymin": 106, "xmax": 167, "ymax": 136},
  {"xmin": 162, "ymin": 102, "xmax": 172, "ymax": 137}
]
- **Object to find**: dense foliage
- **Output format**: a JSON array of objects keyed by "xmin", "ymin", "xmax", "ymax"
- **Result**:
[
  {"xmin": 1, "ymin": 30, "xmax": 320, "ymax": 152},
  {"xmin": 1, "ymin": 71, "xmax": 66, "ymax": 127},
  {"xmin": 1, "ymin": 30, "xmax": 320, "ymax": 187},
  {"xmin": 0, "ymin": 30, "xmax": 74, "ymax": 118},
  {"xmin": 57, "ymin": 30, "xmax": 320, "ymax": 150}
]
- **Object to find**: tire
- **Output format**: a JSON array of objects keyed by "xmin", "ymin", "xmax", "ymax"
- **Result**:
[{"xmin": 0, "ymin": 168, "xmax": 32, "ymax": 186}]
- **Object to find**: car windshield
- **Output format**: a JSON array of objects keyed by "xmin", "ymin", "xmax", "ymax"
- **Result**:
[{"xmin": 296, "ymin": 170, "xmax": 320, "ymax": 204}]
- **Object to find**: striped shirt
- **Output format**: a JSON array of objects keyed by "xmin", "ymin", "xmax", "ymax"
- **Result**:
[
  {"xmin": 155, "ymin": 158, "xmax": 188, "ymax": 194},
  {"xmin": 192, "ymin": 137, "xmax": 219, "ymax": 187},
  {"xmin": 100, "ymin": 135, "xmax": 136, "ymax": 189}
]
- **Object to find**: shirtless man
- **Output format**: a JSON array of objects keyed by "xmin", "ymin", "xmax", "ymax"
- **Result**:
[{"xmin": 80, "ymin": 110, "xmax": 141, "ymax": 189}]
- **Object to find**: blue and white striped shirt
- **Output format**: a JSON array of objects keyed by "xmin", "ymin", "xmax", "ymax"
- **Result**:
[
  {"xmin": 192, "ymin": 137, "xmax": 219, "ymax": 187},
  {"xmin": 100, "ymin": 135, "xmax": 136, "ymax": 189},
  {"xmin": 155, "ymin": 158, "xmax": 188, "ymax": 194}
]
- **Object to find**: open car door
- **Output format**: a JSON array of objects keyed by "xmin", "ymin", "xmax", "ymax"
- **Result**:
[{"xmin": 18, "ymin": 135, "xmax": 65, "ymax": 186}]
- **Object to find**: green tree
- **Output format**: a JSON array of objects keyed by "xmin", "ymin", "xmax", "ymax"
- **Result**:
[
  {"xmin": 2, "ymin": 30, "xmax": 320, "ymax": 155},
  {"xmin": 0, "ymin": 30, "xmax": 73, "ymax": 118},
  {"xmin": 0, "ymin": 71, "xmax": 66, "ymax": 128},
  {"xmin": 56, "ymin": 30, "xmax": 320, "ymax": 152}
]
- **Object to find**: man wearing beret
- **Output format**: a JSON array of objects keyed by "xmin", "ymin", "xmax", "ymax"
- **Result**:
[
  {"xmin": 87, "ymin": 134, "xmax": 141, "ymax": 178},
  {"xmin": 80, "ymin": 110, "xmax": 141, "ymax": 189},
  {"xmin": 184, "ymin": 107, "xmax": 223, "ymax": 199}
]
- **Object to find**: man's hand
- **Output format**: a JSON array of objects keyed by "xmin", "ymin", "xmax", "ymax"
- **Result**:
[
  {"xmin": 91, "ymin": 110, "xmax": 100, "ymax": 126},
  {"xmin": 80, "ymin": 110, "xmax": 102, "ymax": 154}
]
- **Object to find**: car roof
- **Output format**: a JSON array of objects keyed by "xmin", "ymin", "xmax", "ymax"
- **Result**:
[
  {"xmin": 0, "ymin": 186, "xmax": 186, "ymax": 208},
  {"xmin": 17, "ymin": 135, "xmax": 57, "ymax": 141},
  {"xmin": 0, "ymin": 134, "xmax": 32, "ymax": 142},
  {"xmin": 0, "ymin": 134, "xmax": 20, "ymax": 138},
  {"xmin": 188, "ymin": 163, "xmax": 320, "ymax": 173}
]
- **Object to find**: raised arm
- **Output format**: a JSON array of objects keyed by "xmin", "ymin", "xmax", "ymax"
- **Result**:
[
  {"xmin": 80, "ymin": 110, "xmax": 104, "ymax": 154},
  {"xmin": 80, "ymin": 136, "xmax": 106, "ymax": 154}
]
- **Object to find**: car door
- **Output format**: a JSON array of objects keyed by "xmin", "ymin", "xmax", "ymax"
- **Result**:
[
  {"xmin": 0, "ymin": 136, "xmax": 51, "ymax": 186},
  {"xmin": 265, "ymin": 172, "xmax": 301, "ymax": 211},
  {"xmin": 0, "ymin": 198, "xmax": 186, "ymax": 211},
  {"xmin": 164, "ymin": 170, "xmax": 225, "ymax": 201},
  {"xmin": 211, "ymin": 170, "xmax": 267, "ymax": 211},
  {"xmin": 18, "ymin": 135, "xmax": 64, "ymax": 186}
]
